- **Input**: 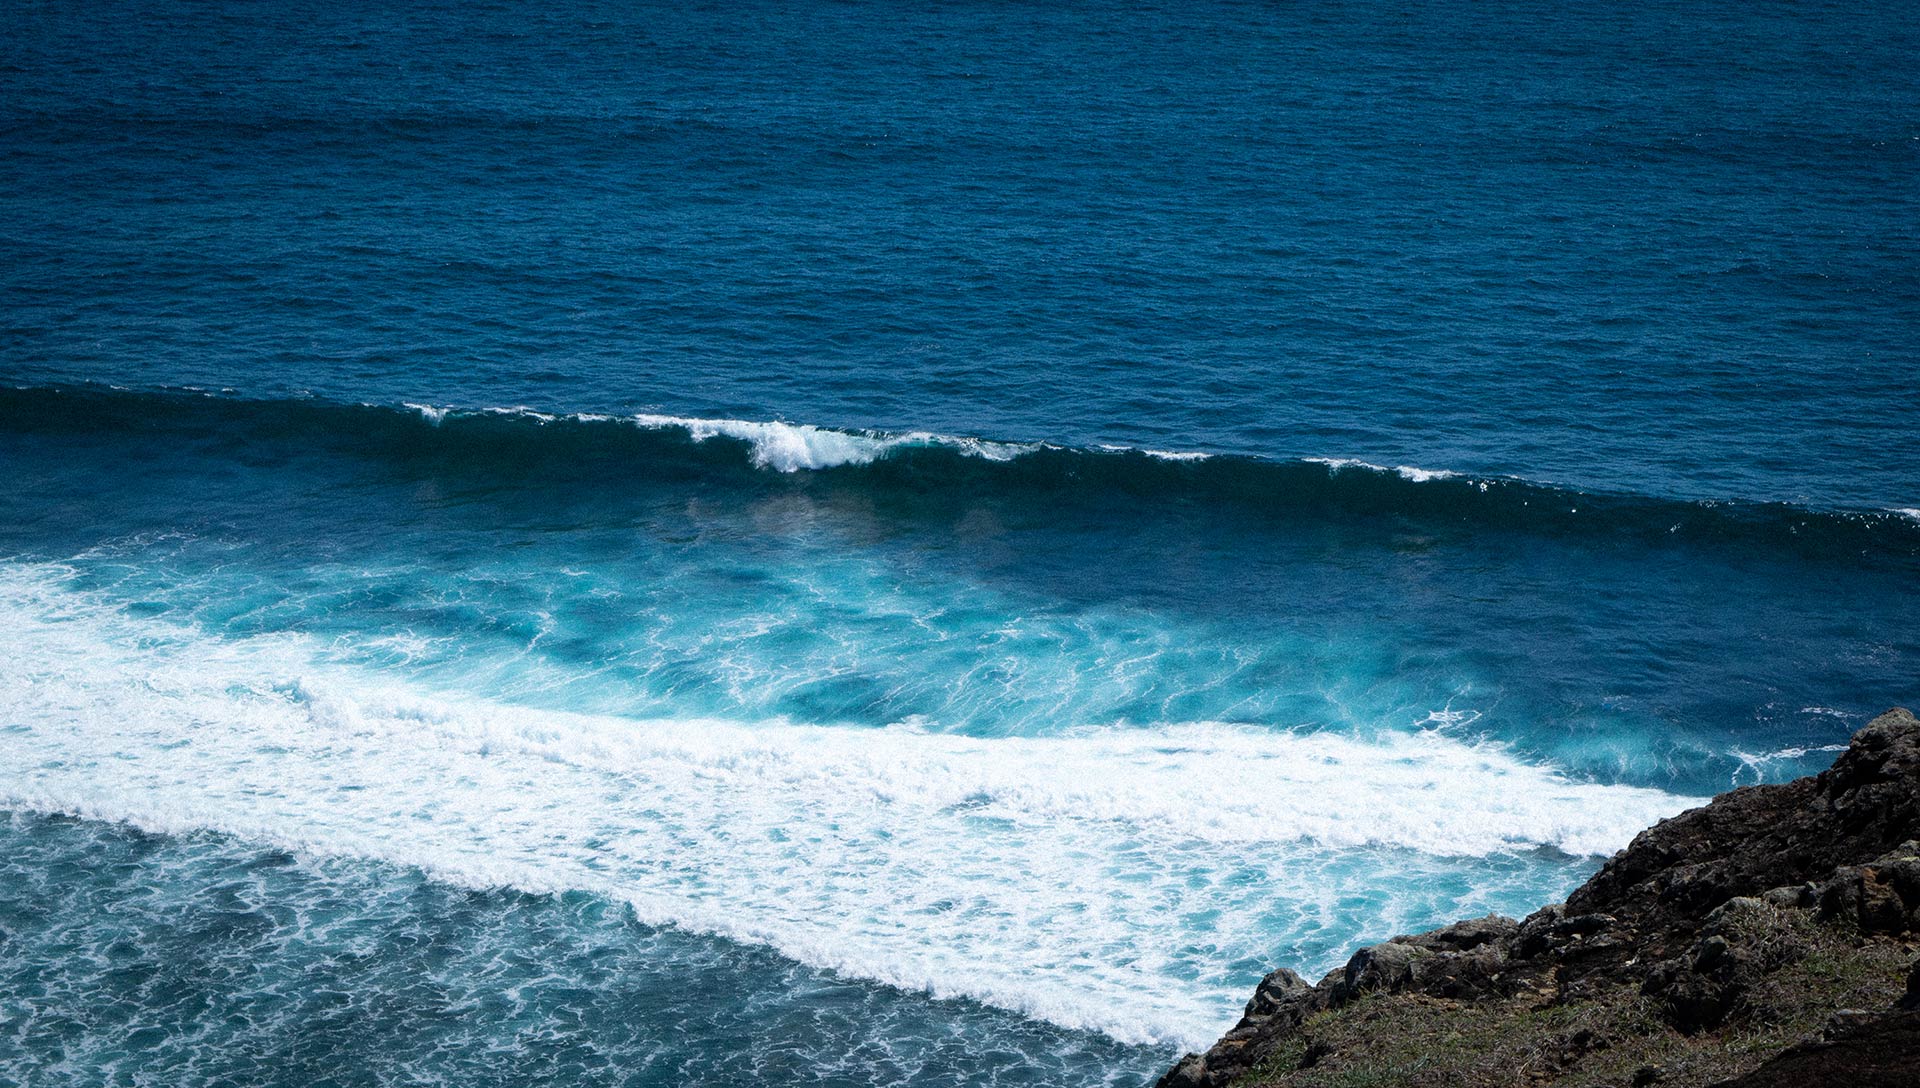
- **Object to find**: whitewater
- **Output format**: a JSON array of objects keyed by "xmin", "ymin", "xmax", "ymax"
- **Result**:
[
  {"xmin": 5, "ymin": 2, "xmax": 1918, "ymax": 1082},
  {"xmin": 0, "ymin": 561, "xmax": 1704, "ymax": 1050}
]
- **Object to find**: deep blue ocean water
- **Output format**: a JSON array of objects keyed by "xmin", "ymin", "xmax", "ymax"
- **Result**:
[{"xmin": 1, "ymin": 1, "xmax": 1916, "ymax": 1084}]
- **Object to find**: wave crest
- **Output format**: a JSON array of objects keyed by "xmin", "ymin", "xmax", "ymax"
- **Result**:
[
  {"xmin": 628, "ymin": 412, "xmax": 1033, "ymax": 471},
  {"xmin": 7, "ymin": 385, "xmax": 1919, "ymax": 560}
]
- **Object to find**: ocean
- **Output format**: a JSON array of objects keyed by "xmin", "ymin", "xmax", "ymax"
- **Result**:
[{"xmin": 2, "ymin": 0, "xmax": 1916, "ymax": 1084}]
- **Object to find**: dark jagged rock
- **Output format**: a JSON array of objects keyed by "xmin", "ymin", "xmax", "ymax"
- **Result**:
[
  {"xmin": 1157, "ymin": 708, "xmax": 1920, "ymax": 1088},
  {"xmin": 1637, "ymin": 896, "xmax": 1811, "ymax": 1033},
  {"xmin": 1708, "ymin": 1009, "xmax": 1920, "ymax": 1088},
  {"xmin": 1566, "ymin": 706, "xmax": 1920, "ymax": 955}
]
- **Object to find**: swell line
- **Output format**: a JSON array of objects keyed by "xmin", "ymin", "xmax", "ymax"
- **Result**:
[{"xmin": 5, "ymin": 383, "xmax": 1918, "ymax": 560}]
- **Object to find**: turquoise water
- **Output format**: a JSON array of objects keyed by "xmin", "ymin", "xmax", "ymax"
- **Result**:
[{"xmin": 3, "ymin": 1, "xmax": 1918, "ymax": 1085}]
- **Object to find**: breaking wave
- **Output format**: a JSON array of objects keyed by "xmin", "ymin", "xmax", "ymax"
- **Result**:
[
  {"xmin": 5, "ymin": 384, "xmax": 1918, "ymax": 560},
  {"xmin": 0, "ymin": 561, "xmax": 1698, "ymax": 1047}
]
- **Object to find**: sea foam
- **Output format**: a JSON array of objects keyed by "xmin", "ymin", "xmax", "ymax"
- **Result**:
[
  {"xmin": 0, "ymin": 562, "xmax": 1699, "ymax": 1048},
  {"xmin": 1306, "ymin": 456, "xmax": 1461, "ymax": 483},
  {"xmin": 632, "ymin": 414, "xmax": 1033, "ymax": 471}
]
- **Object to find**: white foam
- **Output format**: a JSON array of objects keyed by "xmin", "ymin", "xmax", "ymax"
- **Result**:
[
  {"xmin": 1726, "ymin": 742, "xmax": 1850, "ymax": 786},
  {"xmin": 1096, "ymin": 444, "xmax": 1212, "ymax": 462},
  {"xmin": 1895, "ymin": 508, "xmax": 1920, "ymax": 523},
  {"xmin": 404, "ymin": 402, "xmax": 449, "ymax": 426},
  {"xmin": 398, "ymin": 405, "xmax": 1035, "ymax": 471},
  {"xmin": 630, "ymin": 414, "xmax": 1033, "ymax": 472},
  {"xmin": 406, "ymin": 402, "xmax": 564, "ymax": 426},
  {"xmin": 0, "ymin": 563, "xmax": 1699, "ymax": 1048},
  {"xmin": 482, "ymin": 405, "xmax": 558, "ymax": 422},
  {"xmin": 1306, "ymin": 457, "xmax": 1460, "ymax": 483}
]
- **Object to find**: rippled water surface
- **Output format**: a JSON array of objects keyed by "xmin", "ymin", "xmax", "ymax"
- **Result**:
[{"xmin": 2, "ymin": 1, "xmax": 1917, "ymax": 1085}]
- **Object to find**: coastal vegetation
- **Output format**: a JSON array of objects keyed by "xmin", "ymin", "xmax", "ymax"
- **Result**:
[{"xmin": 1163, "ymin": 709, "xmax": 1920, "ymax": 1088}]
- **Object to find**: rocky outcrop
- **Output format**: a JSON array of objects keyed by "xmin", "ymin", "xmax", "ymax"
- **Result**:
[
  {"xmin": 1159, "ymin": 708, "xmax": 1920, "ymax": 1088},
  {"xmin": 1709, "ymin": 1008, "xmax": 1920, "ymax": 1088}
]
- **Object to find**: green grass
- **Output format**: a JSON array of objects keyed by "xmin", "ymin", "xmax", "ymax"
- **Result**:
[{"xmin": 1235, "ymin": 914, "xmax": 1912, "ymax": 1088}]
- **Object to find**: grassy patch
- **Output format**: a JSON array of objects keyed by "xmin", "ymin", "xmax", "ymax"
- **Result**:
[{"xmin": 1236, "ymin": 921, "xmax": 1912, "ymax": 1088}]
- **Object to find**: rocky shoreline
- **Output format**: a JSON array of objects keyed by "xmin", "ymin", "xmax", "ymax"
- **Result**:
[{"xmin": 1159, "ymin": 708, "xmax": 1920, "ymax": 1088}]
